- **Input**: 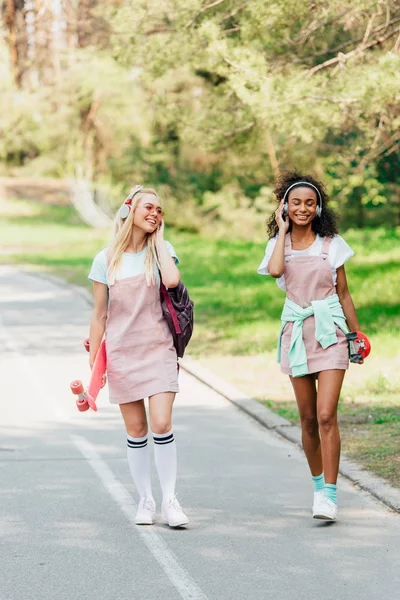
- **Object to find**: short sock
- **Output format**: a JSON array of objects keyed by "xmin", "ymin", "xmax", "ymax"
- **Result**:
[
  {"xmin": 324, "ymin": 483, "xmax": 337, "ymax": 505},
  {"xmin": 312, "ymin": 473, "xmax": 325, "ymax": 493}
]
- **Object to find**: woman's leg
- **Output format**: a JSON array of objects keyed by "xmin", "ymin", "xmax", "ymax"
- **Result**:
[
  {"xmin": 316, "ymin": 369, "xmax": 345, "ymax": 485},
  {"xmin": 290, "ymin": 374, "xmax": 322, "ymax": 476},
  {"xmin": 119, "ymin": 401, "xmax": 154, "ymax": 517},
  {"xmin": 149, "ymin": 392, "xmax": 176, "ymax": 501},
  {"xmin": 120, "ymin": 399, "xmax": 148, "ymax": 438},
  {"xmin": 149, "ymin": 392, "xmax": 188, "ymax": 526}
]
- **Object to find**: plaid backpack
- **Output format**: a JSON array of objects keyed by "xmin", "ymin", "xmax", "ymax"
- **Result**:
[{"xmin": 160, "ymin": 281, "xmax": 194, "ymax": 358}]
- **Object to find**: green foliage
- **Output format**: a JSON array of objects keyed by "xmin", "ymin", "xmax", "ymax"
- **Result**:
[{"xmin": 1, "ymin": 1, "xmax": 399, "ymax": 229}]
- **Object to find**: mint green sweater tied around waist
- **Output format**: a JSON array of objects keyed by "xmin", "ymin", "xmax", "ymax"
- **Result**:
[{"xmin": 278, "ymin": 293, "xmax": 348, "ymax": 378}]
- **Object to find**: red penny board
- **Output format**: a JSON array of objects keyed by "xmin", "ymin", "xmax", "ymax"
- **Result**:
[{"xmin": 87, "ymin": 340, "xmax": 107, "ymax": 410}]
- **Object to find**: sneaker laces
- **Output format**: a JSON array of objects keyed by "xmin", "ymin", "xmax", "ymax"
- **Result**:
[
  {"xmin": 167, "ymin": 495, "xmax": 182, "ymax": 512},
  {"xmin": 141, "ymin": 497, "xmax": 155, "ymax": 512}
]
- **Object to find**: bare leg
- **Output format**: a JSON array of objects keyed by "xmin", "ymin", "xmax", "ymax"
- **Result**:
[
  {"xmin": 290, "ymin": 374, "xmax": 322, "ymax": 476},
  {"xmin": 317, "ymin": 370, "xmax": 345, "ymax": 484},
  {"xmin": 148, "ymin": 392, "xmax": 175, "ymax": 435},
  {"xmin": 119, "ymin": 400, "xmax": 147, "ymax": 437}
]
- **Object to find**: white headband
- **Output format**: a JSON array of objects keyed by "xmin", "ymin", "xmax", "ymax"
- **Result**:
[{"xmin": 283, "ymin": 181, "xmax": 322, "ymax": 204}]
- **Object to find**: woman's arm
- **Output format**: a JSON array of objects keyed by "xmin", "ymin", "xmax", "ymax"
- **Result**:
[
  {"xmin": 336, "ymin": 265, "xmax": 360, "ymax": 331},
  {"xmin": 156, "ymin": 221, "xmax": 181, "ymax": 288},
  {"xmin": 89, "ymin": 281, "xmax": 108, "ymax": 368},
  {"xmin": 267, "ymin": 199, "xmax": 289, "ymax": 278}
]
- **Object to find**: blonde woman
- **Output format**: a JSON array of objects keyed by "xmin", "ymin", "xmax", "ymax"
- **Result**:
[{"xmin": 88, "ymin": 185, "xmax": 188, "ymax": 527}]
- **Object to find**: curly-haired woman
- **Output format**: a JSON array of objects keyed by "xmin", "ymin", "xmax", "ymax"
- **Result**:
[{"xmin": 258, "ymin": 172, "xmax": 362, "ymax": 521}]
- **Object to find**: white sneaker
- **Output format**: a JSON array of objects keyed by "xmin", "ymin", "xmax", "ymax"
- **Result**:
[
  {"xmin": 312, "ymin": 491, "xmax": 325, "ymax": 518},
  {"xmin": 313, "ymin": 497, "xmax": 338, "ymax": 521},
  {"xmin": 161, "ymin": 496, "xmax": 189, "ymax": 527},
  {"xmin": 135, "ymin": 496, "xmax": 156, "ymax": 525}
]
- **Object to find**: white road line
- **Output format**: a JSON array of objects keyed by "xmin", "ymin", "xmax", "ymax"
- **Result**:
[
  {"xmin": 0, "ymin": 304, "xmax": 208, "ymax": 600},
  {"xmin": 72, "ymin": 435, "xmax": 208, "ymax": 600}
]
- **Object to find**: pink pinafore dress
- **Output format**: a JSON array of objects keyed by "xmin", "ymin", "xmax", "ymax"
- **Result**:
[
  {"xmin": 105, "ymin": 274, "xmax": 179, "ymax": 404},
  {"xmin": 280, "ymin": 234, "xmax": 349, "ymax": 376}
]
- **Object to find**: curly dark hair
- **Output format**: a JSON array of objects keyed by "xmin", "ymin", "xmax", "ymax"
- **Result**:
[{"xmin": 267, "ymin": 171, "xmax": 339, "ymax": 239}]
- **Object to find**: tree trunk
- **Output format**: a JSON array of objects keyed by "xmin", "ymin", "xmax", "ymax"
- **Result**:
[
  {"xmin": 4, "ymin": 0, "xmax": 21, "ymax": 86},
  {"xmin": 265, "ymin": 130, "xmax": 280, "ymax": 182},
  {"xmin": 24, "ymin": 0, "xmax": 39, "ymax": 87}
]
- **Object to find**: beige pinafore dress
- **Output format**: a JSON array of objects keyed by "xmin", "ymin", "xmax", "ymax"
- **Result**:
[
  {"xmin": 280, "ymin": 234, "xmax": 349, "ymax": 376},
  {"xmin": 105, "ymin": 274, "xmax": 179, "ymax": 404}
]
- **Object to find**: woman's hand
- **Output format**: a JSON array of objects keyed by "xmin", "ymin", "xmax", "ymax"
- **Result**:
[
  {"xmin": 156, "ymin": 219, "xmax": 165, "ymax": 241},
  {"xmin": 156, "ymin": 220, "xmax": 181, "ymax": 288},
  {"xmin": 275, "ymin": 199, "xmax": 289, "ymax": 233}
]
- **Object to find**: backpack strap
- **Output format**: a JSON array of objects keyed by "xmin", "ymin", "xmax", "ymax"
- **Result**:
[{"xmin": 160, "ymin": 282, "xmax": 182, "ymax": 334}]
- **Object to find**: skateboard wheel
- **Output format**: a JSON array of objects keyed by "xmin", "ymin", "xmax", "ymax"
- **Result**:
[
  {"xmin": 76, "ymin": 398, "xmax": 89, "ymax": 412},
  {"xmin": 346, "ymin": 331, "xmax": 371, "ymax": 362},
  {"xmin": 70, "ymin": 380, "xmax": 84, "ymax": 394},
  {"xmin": 84, "ymin": 338, "xmax": 90, "ymax": 352},
  {"xmin": 354, "ymin": 331, "xmax": 371, "ymax": 359}
]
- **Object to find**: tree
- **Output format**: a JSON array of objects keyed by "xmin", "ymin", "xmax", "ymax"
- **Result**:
[{"xmin": 1, "ymin": 0, "xmax": 399, "ymax": 229}]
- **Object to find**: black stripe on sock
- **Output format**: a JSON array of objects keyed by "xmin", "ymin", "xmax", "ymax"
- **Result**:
[
  {"xmin": 127, "ymin": 444, "xmax": 147, "ymax": 449},
  {"xmin": 153, "ymin": 433, "xmax": 173, "ymax": 442},
  {"xmin": 154, "ymin": 438, "xmax": 174, "ymax": 445},
  {"xmin": 127, "ymin": 439, "xmax": 147, "ymax": 448},
  {"xmin": 153, "ymin": 433, "xmax": 174, "ymax": 444}
]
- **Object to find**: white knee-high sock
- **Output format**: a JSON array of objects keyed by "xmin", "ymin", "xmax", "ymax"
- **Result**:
[
  {"xmin": 153, "ymin": 430, "xmax": 177, "ymax": 501},
  {"xmin": 126, "ymin": 435, "xmax": 153, "ymax": 500}
]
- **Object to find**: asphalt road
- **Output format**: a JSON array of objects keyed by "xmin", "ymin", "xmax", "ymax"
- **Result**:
[{"xmin": 0, "ymin": 265, "xmax": 399, "ymax": 600}]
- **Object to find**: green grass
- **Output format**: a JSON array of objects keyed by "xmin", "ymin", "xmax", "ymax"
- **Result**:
[
  {"xmin": 265, "ymin": 398, "xmax": 400, "ymax": 487},
  {"xmin": 167, "ymin": 227, "xmax": 400, "ymax": 358},
  {"xmin": 1, "ymin": 197, "xmax": 399, "ymax": 487},
  {"xmin": 2, "ymin": 199, "xmax": 400, "ymax": 358},
  {"xmin": 0, "ymin": 199, "xmax": 109, "ymax": 287}
]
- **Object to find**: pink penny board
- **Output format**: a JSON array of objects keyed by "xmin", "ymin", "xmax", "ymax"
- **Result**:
[{"xmin": 86, "ymin": 340, "xmax": 107, "ymax": 410}]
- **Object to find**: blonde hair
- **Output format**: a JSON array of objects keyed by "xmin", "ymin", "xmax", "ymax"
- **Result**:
[{"xmin": 107, "ymin": 188, "xmax": 161, "ymax": 286}]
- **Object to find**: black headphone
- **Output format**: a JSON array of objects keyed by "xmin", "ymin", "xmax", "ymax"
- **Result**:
[{"xmin": 282, "ymin": 182, "xmax": 322, "ymax": 219}]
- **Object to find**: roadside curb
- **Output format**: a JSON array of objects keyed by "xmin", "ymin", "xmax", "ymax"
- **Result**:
[
  {"xmin": 180, "ymin": 356, "xmax": 400, "ymax": 514},
  {"xmin": 28, "ymin": 267, "xmax": 400, "ymax": 514}
]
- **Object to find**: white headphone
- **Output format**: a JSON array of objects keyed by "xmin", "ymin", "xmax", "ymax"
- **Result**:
[
  {"xmin": 282, "ymin": 182, "xmax": 322, "ymax": 218},
  {"xmin": 119, "ymin": 185, "xmax": 144, "ymax": 219}
]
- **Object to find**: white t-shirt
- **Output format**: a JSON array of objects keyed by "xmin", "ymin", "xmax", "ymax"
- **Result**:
[
  {"xmin": 88, "ymin": 241, "xmax": 179, "ymax": 288},
  {"xmin": 257, "ymin": 234, "xmax": 354, "ymax": 290}
]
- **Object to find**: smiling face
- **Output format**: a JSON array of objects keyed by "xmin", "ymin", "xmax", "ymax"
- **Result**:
[
  {"xmin": 287, "ymin": 186, "xmax": 318, "ymax": 227},
  {"xmin": 132, "ymin": 193, "xmax": 164, "ymax": 233}
]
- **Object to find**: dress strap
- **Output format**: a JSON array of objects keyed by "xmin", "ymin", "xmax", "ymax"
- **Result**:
[
  {"xmin": 284, "ymin": 233, "xmax": 292, "ymax": 262},
  {"xmin": 321, "ymin": 236, "xmax": 332, "ymax": 260}
]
